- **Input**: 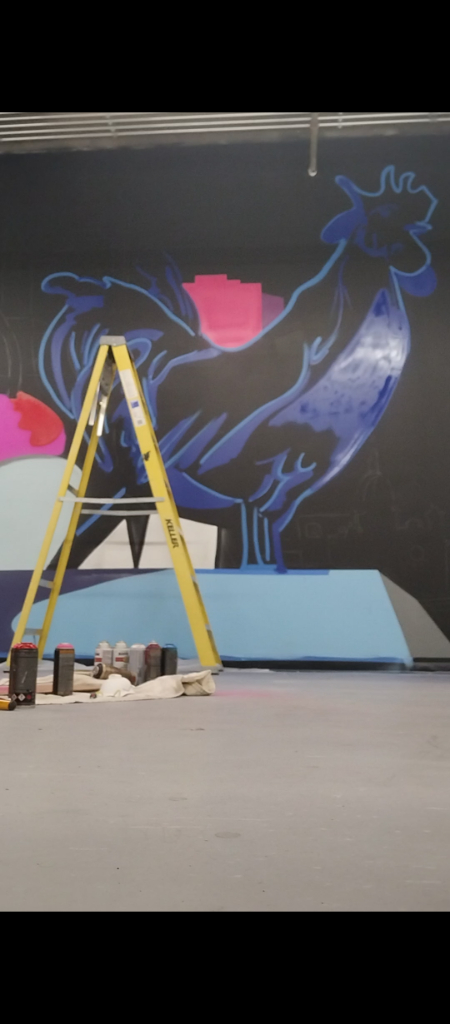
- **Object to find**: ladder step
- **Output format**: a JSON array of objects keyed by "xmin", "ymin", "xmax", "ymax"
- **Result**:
[
  {"xmin": 38, "ymin": 579, "xmax": 53, "ymax": 591},
  {"xmin": 24, "ymin": 628, "xmax": 43, "ymax": 637},
  {"xmin": 79, "ymin": 510, "xmax": 158, "ymax": 518},
  {"xmin": 58, "ymin": 497, "xmax": 165, "ymax": 505}
]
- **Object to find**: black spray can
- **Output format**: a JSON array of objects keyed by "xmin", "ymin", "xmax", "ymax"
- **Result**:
[
  {"xmin": 53, "ymin": 644, "xmax": 75, "ymax": 697},
  {"xmin": 162, "ymin": 645, "xmax": 178, "ymax": 676},
  {"xmin": 9, "ymin": 644, "xmax": 38, "ymax": 708},
  {"xmin": 145, "ymin": 643, "xmax": 162, "ymax": 682}
]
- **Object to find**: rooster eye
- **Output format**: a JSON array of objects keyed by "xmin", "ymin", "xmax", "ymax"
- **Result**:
[{"xmin": 373, "ymin": 203, "xmax": 398, "ymax": 219}]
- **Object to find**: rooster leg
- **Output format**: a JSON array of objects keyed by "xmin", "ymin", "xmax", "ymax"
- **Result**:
[
  {"xmin": 240, "ymin": 504, "xmax": 281, "ymax": 569},
  {"xmin": 270, "ymin": 519, "xmax": 288, "ymax": 575},
  {"xmin": 239, "ymin": 503, "xmax": 250, "ymax": 568},
  {"xmin": 252, "ymin": 508, "xmax": 275, "ymax": 567},
  {"xmin": 240, "ymin": 503, "xmax": 260, "ymax": 568}
]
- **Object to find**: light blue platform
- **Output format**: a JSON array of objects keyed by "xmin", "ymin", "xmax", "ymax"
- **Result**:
[{"xmin": 12, "ymin": 569, "xmax": 412, "ymax": 665}]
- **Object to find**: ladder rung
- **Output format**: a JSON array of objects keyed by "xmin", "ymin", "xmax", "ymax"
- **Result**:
[
  {"xmin": 24, "ymin": 628, "xmax": 42, "ymax": 637},
  {"xmin": 58, "ymin": 497, "xmax": 165, "ymax": 505},
  {"xmin": 80, "ymin": 510, "xmax": 157, "ymax": 518}
]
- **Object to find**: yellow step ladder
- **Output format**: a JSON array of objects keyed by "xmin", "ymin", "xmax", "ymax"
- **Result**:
[{"xmin": 9, "ymin": 337, "xmax": 222, "ymax": 669}]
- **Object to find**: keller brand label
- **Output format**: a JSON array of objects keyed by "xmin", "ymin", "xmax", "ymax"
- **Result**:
[{"xmin": 165, "ymin": 519, "xmax": 179, "ymax": 548}]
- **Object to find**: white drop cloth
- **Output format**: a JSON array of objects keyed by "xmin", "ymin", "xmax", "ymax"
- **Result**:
[{"xmin": 35, "ymin": 671, "xmax": 215, "ymax": 705}]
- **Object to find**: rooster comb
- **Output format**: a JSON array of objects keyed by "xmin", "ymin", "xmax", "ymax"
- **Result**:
[{"xmin": 321, "ymin": 165, "xmax": 438, "ymax": 297}]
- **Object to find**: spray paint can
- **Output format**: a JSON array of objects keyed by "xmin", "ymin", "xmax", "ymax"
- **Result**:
[
  {"xmin": 145, "ymin": 643, "xmax": 162, "ymax": 682},
  {"xmin": 53, "ymin": 644, "xmax": 75, "ymax": 697},
  {"xmin": 113, "ymin": 641, "xmax": 130, "ymax": 671},
  {"xmin": 94, "ymin": 641, "xmax": 113, "ymax": 668},
  {"xmin": 162, "ymin": 645, "xmax": 178, "ymax": 676},
  {"xmin": 9, "ymin": 644, "xmax": 38, "ymax": 708},
  {"xmin": 129, "ymin": 644, "xmax": 146, "ymax": 686}
]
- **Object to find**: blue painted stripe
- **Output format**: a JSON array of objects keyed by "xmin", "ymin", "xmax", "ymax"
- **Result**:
[{"xmin": 221, "ymin": 655, "xmax": 407, "ymax": 664}]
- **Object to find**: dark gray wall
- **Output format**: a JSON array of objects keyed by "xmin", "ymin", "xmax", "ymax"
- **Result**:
[{"xmin": 1, "ymin": 135, "xmax": 450, "ymax": 642}]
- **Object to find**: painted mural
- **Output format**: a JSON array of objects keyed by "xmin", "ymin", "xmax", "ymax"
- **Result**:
[
  {"xmin": 23, "ymin": 164, "xmax": 435, "ymax": 573},
  {"xmin": 0, "ymin": 163, "xmax": 439, "ymax": 601}
]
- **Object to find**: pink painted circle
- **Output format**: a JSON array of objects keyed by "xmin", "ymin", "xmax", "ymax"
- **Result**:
[{"xmin": 0, "ymin": 393, "xmax": 65, "ymax": 462}]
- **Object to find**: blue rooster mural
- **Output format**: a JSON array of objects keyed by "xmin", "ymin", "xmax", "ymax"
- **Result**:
[{"xmin": 39, "ymin": 165, "xmax": 437, "ymax": 571}]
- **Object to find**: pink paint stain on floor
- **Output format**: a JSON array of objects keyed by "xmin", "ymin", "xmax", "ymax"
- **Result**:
[
  {"xmin": 183, "ymin": 275, "xmax": 284, "ymax": 349},
  {"xmin": 215, "ymin": 687, "xmax": 296, "ymax": 700},
  {"xmin": 0, "ymin": 393, "xmax": 65, "ymax": 462}
]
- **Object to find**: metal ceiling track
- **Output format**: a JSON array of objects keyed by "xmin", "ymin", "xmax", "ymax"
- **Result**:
[{"xmin": 0, "ymin": 112, "xmax": 449, "ymax": 153}]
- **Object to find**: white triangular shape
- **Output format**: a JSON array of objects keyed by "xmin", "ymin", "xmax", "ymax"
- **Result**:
[
  {"xmin": 140, "ymin": 516, "xmax": 218, "ymax": 569},
  {"xmin": 79, "ymin": 515, "xmax": 218, "ymax": 570},
  {"xmin": 79, "ymin": 520, "xmax": 134, "ymax": 569}
]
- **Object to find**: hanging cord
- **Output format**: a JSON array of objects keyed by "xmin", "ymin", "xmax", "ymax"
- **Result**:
[{"xmin": 308, "ymin": 112, "xmax": 319, "ymax": 177}]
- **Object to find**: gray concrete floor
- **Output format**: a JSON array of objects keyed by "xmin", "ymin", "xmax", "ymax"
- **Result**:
[{"xmin": 1, "ymin": 670, "xmax": 450, "ymax": 912}]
